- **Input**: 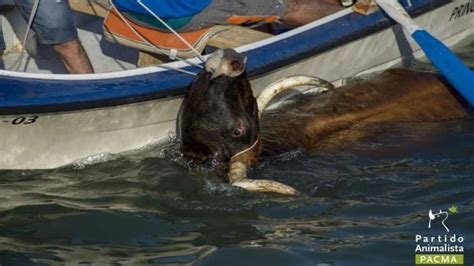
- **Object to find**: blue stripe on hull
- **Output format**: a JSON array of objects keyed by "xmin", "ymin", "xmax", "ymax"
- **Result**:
[{"xmin": 0, "ymin": 0, "xmax": 449, "ymax": 114}]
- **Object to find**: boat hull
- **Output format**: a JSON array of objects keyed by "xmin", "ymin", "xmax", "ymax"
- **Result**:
[{"xmin": 1, "ymin": 98, "xmax": 181, "ymax": 169}]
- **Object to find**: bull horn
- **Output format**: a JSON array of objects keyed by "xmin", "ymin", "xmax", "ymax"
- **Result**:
[
  {"xmin": 228, "ymin": 141, "xmax": 300, "ymax": 196},
  {"xmin": 232, "ymin": 179, "xmax": 299, "ymax": 195},
  {"xmin": 229, "ymin": 160, "xmax": 299, "ymax": 195},
  {"xmin": 256, "ymin": 75, "xmax": 334, "ymax": 117}
]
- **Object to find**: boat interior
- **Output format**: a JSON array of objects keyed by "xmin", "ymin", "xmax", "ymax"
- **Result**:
[{"xmin": 0, "ymin": 0, "xmax": 324, "ymax": 75}]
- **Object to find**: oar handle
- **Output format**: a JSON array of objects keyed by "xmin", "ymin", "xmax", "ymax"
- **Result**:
[
  {"xmin": 375, "ymin": 0, "xmax": 420, "ymax": 34},
  {"xmin": 375, "ymin": 0, "xmax": 474, "ymax": 106},
  {"xmin": 413, "ymin": 30, "xmax": 474, "ymax": 106}
]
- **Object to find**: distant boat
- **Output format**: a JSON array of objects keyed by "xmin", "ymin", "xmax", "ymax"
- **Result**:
[{"xmin": 0, "ymin": 0, "xmax": 473, "ymax": 169}]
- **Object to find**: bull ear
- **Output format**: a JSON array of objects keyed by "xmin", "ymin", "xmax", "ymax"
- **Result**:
[
  {"xmin": 226, "ymin": 53, "xmax": 246, "ymax": 77},
  {"xmin": 231, "ymin": 56, "xmax": 247, "ymax": 73},
  {"xmin": 205, "ymin": 49, "xmax": 247, "ymax": 79}
]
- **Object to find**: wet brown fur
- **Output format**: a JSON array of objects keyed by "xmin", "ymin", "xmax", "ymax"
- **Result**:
[
  {"xmin": 260, "ymin": 69, "xmax": 469, "ymax": 155},
  {"xmin": 180, "ymin": 68, "xmax": 259, "ymax": 166}
]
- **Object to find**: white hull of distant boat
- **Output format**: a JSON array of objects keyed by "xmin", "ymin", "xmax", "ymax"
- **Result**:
[{"xmin": 0, "ymin": 0, "xmax": 473, "ymax": 169}]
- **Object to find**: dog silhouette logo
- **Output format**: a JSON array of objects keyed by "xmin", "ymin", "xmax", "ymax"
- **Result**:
[
  {"xmin": 428, "ymin": 209, "xmax": 449, "ymax": 232},
  {"xmin": 428, "ymin": 205, "xmax": 458, "ymax": 232}
]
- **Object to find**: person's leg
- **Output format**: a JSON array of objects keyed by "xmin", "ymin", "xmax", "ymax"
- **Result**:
[
  {"xmin": 0, "ymin": 19, "xmax": 5, "ymax": 55},
  {"xmin": 180, "ymin": 0, "xmax": 342, "ymax": 32},
  {"xmin": 14, "ymin": 0, "xmax": 94, "ymax": 73},
  {"xmin": 52, "ymin": 38, "xmax": 93, "ymax": 74},
  {"xmin": 0, "ymin": 20, "xmax": 4, "ymax": 70},
  {"xmin": 282, "ymin": 0, "xmax": 343, "ymax": 27}
]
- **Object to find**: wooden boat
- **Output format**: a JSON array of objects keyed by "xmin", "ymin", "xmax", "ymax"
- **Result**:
[{"xmin": 0, "ymin": 0, "xmax": 473, "ymax": 169}]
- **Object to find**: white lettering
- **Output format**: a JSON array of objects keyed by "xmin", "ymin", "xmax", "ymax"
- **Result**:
[
  {"xmin": 450, "ymin": 235, "xmax": 457, "ymax": 242},
  {"xmin": 422, "ymin": 255, "xmax": 458, "ymax": 264}
]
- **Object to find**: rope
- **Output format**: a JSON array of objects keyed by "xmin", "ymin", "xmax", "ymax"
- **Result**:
[
  {"xmin": 137, "ymin": 0, "xmax": 206, "ymax": 63},
  {"xmin": 108, "ymin": 0, "xmax": 202, "ymax": 75},
  {"xmin": 8, "ymin": 0, "xmax": 40, "ymax": 71},
  {"xmin": 8, "ymin": 0, "xmax": 200, "ymax": 76}
]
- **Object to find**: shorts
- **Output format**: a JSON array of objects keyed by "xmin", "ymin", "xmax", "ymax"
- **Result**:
[
  {"xmin": 0, "ymin": 19, "xmax": 5, "ymax": 50},
  {"xmin": 179, "ymin": 0, "xmax": 288, "ymax": 32},
  {"xmin": 13, "ymin": 0, "xmax": 77, "ymax": 45}
]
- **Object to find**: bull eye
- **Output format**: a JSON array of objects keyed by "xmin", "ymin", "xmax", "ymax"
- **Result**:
[
  {"xmin": 232, "ymin": 128, "xmax": 243, "ymax": 137},
  {"xmin": 232, "ymin": 119, "xmax": 245, "ymax": 138}
]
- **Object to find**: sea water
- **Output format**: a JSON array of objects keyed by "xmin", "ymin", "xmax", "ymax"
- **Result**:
[{"xmin": 0, "ymin": 44, "xmax": 473, "ymax": 265}]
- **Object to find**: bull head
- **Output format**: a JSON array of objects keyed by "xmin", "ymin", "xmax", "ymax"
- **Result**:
[
  {"xmin": 178, "ymin": 49, "xmax": 331, "ymax": 195},
  {"xmin": 179, "ymin": 49, "xmax": 260, "ymax": 171}
]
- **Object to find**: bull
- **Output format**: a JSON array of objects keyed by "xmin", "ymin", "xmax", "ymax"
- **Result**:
[{"xmin": 178, "ymin": 49, "xmax": 469, "ymax": 195}]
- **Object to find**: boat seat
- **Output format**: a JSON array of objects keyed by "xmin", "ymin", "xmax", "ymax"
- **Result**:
[
  {"xmin": 135, "ymin": 26, "xmax": 273, "ymax": 67},
  {"xmin": 69, "ymin": 0, "xmax": 272, "ymax": 67},
  {"xmin": 69, "ymin": 0, "xmax": 110, "ymax": 18}
]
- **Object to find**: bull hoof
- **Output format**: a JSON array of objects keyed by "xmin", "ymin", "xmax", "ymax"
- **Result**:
[{"xmin": 231, "ymin": 179, "xmax": 300, "ymax": 196}]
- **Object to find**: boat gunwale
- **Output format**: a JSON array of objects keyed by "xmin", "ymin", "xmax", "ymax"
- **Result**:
[{"xmin": 0, "ymin": 0, "xmax": 451, "ymax": 114}]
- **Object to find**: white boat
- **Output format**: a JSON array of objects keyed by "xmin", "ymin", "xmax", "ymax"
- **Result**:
[{"xmin": 0, "ymin": 0, "xmax": 473, "ymax": 169}]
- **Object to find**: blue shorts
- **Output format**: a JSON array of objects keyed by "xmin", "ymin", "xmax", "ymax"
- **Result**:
[
  {"xmin": 13, "ymin": 0, "xmax": 77, "ymax": 45},
  {"xmin": 0, "ymin": 19, "xmax": 5, "ymax": 50}
]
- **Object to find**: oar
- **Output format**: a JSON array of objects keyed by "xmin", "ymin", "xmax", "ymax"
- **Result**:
[{"xmin": 375, "ymin": 0, "xmax": 474, "ymax": 106}]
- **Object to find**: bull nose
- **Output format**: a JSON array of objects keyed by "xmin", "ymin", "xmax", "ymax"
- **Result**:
[{"xmin": 210, "ymin": 156, "xmax": 221, "ymax": 168}]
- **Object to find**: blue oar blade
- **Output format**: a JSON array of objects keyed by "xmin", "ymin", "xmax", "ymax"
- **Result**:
[{"xmin": 412, "ymin": 30, "xmax": 474, "ymax": 106}]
